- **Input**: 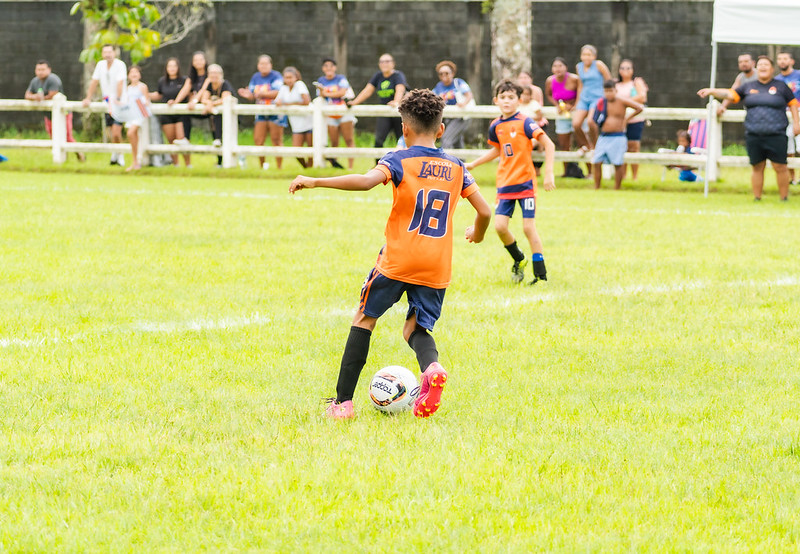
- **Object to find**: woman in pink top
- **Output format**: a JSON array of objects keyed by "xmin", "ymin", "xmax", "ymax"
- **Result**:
[
  {"xmin": 545, "ymin": 57, "xmax": 581, "ymax": 176},
  {"xmin": 615, "ymin": 59, "xmax": 649, "ymax": 180}
]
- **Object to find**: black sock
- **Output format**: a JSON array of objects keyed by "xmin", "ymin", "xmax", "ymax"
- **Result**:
[
  {"xmin": 336, "ymin": 326, "xmax": 372, "ymax": 402},
  {"xmin": 532, "ymin": 259, "xmax": 547, "ymax": 280},
  {"xmin": 408, "ymin": 328, "xmax": 439, "ymax": 372},
  {"xmin": 504, "ymin": 241, "xmax": 525, "ymax": 263}
]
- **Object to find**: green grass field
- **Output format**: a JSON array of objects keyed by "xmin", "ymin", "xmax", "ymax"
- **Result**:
[{"xmin": 1, "ymin": 151, "xmax": 799, "ymax": 551}]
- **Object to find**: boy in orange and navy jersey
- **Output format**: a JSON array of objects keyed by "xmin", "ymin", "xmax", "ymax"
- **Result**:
[
  {"xmin": 467, "ymin": 79, "xmax": 556, "ymax": 285},
  {"xmin": 290, "ymin": 88, "xmax": 491, "ymax": 420}
]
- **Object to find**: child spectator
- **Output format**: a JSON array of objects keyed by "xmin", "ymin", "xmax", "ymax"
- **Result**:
[
  {"xmin": 275, "ymin": 67, "xmax": 313, "ymax": 168},
  {"xmin": 466, "ymin": 79, "xmax": 556, "ymax": 285},
  {"xmin": 121, "ymin": 66, "xmax": 151, "ymax": 172},
  {"xmin": 591, "ymin": 80, "xmax": 644, "ymax": 189},
  {"xmin": 289, "ymin": 88, "xmax": 491, "ymax": 420},
  {"xmin": 673, "ymin": 130, "xmax": 699, "ymax": 182}
]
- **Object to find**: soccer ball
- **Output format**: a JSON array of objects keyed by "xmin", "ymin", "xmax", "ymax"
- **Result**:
[{"xmin": 369, "ymin": 365, "xmax": 419, "ymax": 413}]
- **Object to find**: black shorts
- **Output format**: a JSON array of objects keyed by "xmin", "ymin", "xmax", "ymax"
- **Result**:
[
  {"xmin": 359, "ymin": 266, "xmax": 445, "ymax": 331},
  {"xmin": 104, "ymin": 113, "xmax": 123, "ymax": 127},
  {"xmin": 745, "ymin": 133, "xmax": 788, "ymax": 165},
  {"xmin": 159, "ymin": 114, "xmax": 185, "ymax": 126}
]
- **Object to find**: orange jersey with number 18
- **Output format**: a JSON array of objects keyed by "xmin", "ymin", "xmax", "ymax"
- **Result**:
[{"xmin": 374, "ymin": 145, "xmax": 480, "ymax": 288}]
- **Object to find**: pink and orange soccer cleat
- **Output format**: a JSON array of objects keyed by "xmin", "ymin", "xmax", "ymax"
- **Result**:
[
  {"xmin": 413, "ymin": 362, "xmax": 448, "ymax": 418},
  {"xmin": 324, "ymin": 399, "xmax": 355, "ymax": 420}
]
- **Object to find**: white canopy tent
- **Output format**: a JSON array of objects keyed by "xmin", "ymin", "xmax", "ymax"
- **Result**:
[{"xmin": 705, "ymin": 0, "xmax": 800, "ymax": 191}]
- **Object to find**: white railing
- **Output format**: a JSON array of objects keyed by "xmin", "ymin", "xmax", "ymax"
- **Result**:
[{"xmin": 2, "ymin": 94, "xmax": 798, "ymax": 194}]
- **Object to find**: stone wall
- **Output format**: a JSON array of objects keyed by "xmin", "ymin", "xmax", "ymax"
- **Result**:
[{"xmin": 0, "ymin": 1, "xmax": 782, "ymax": 143}]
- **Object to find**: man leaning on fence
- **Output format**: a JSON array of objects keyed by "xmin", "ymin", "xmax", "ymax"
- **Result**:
[{"xmin": 24, "ymin": 60, "xmax": 85, "ymax": 162}]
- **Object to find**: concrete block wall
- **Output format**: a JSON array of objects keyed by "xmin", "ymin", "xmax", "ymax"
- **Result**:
[{"xmin": 0, "ymin": 0, "xmax": 789, "ymax": 144}]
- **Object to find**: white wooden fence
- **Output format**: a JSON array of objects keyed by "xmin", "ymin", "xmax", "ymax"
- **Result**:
[{"xmin": 1, "ymin": 94, "xmax": 798, "ymax": 197}]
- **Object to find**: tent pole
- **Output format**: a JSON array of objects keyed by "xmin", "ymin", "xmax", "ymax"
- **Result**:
[{"xmin": 706, "ymin": 40, "xmax": 720, "ymax": 190}]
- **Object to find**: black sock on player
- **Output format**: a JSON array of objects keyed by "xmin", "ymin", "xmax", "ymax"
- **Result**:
[{"xmin": 336, "ymin": 326, "xmax": 372, "ymax": 402}]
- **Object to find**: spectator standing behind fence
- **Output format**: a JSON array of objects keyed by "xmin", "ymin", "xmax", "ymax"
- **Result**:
[
  {"xmin": 179, "ymin": 51, "xmax": 210, "ymax": 167},
  {"xmin": 573, "ymin": 45, "xmax": 612, "ymax": 158},
  {"xmin": 717, "ymin": 53, "xmax": 757, "ymax": 117},
  {"xmin": 545, "ymin": 57, "xmax": 582, "ymax": 178},
  {"xmin": 432, "ymin": 60, "xmax": 474, "ymax": 149},
  {"xmin": 275, "ymin": 67, "xmax": 313, "ymax": 169},
  {"xmin": 590, "ymin": 80, "xmax": 643, "ymax": 190},
  {"xmin": 699, "ymin": 56, "xmax": 800, "ymax": 202},
  {"xmin": 120, "ymin": 66, "xmax": 151, "ymax": 172},
  {"xmin": 25, "ymin": 60, "xmax": 85, "ymax": 162},
  {"xmin": 189, "ymin": 63, "xmax": 233, "ymax": 168},
  {"xmin": 82, "ymin": 44, "xmax": 127, "ymax": 167},
  {"xmin": 615, "ymin": 59, "xmax": 649, "ymax": 181},
  {"xmin": 315, "ymin": 58, "xmax": 356, "ymax": 169},
  {"xmin": 348, "ymin": 53, "xmax": 408, "ymax": 149},
  {"xmin": 237, "ymin": 55, "xmax": 286, "ymax": 170},
  {"xmin": 775, "ymin": 51, "xmax": 800, "ymax": 185},
  {"xmin": 150, "ymin": 57, "xmax": 191, "ymax": 167},
  {"xmin": 516, "ymin": 72, "xmax": 546, "ymax": 114}
]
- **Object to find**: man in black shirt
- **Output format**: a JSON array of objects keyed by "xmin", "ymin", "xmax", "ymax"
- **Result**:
[{"xmin": 348, "ymin": 54, "xmax": 408, "ymax": 149}]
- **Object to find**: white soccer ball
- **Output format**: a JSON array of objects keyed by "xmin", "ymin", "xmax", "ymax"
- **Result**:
[{"xmin": 369, "ymin": 365, "xmax": 420, "ymax": 413}]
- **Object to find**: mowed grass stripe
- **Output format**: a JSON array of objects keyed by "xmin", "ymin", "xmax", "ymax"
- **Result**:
[{"xmin": 1, "ymin": 169, "xmax": 800, "ymax": 550}]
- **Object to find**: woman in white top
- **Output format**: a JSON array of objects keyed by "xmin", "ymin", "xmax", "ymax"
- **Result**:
[
  {"xmin": 615, "ymin": 59, "xmax": 649, "ymax": 180},
  {"xmin": 123, "ymin": 66, "xmax": 150, "ymax": 172},
  {"xmin": 275, "ymin": 66, "xmax": 312, "ymax": 168}
]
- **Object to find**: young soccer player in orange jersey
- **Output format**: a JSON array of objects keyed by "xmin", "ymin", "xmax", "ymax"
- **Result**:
[
  {"xmin": 466, "ymin": 79, "xmax": 556, "ymax": 285},
  {"xmin": 290, "ymin": 89, "xmax": 492, "ymax": 420}
]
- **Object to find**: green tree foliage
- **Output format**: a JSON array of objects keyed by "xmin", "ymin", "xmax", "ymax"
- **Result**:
[{"xmin": 71, "ymin": 0, "xmax": 162, "ymax": 64}]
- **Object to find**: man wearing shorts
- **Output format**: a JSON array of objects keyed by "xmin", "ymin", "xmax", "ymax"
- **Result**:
[{"xmin": 82, "ymin": 44, "xmax": 127, "ymax": 166}]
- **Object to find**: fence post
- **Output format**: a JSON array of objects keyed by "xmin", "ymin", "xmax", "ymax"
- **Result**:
[
  {"xmin": 705, "ymin": 98, "xmax": 721, "ymax": 184},
  {"xmin": 312, "ymin": 97, "xmax": 326, "ymax": 168},
  {"xmin": 51, "ymin": 93, "xmax": 67, "ymax": 164},
  {"xmin": 138, "ymin": 113, "xmax": 151, "ymax": 167},
  {"xmin": 222, "ymin": 95, "xmax": 238, "ymax": 168}
]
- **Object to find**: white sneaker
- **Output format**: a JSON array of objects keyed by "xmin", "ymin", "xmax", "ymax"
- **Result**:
[
  {"xmin": 212, "ymin": 139, "xmax": 221, "ymax": 147},
  {"xmin": 110, "ymin": 153, "xmax": 118, "ymax": 165},
  {"xmin": 173, "ymin": 138, "xmax": 190, "ymax": 145},
  {"xmin": 262, "ymin": 162, "xmax": 270, "ymax": 170},
  {"xmin": 117, "ymin": 155, "xmax": 125, "ymax": 168}
]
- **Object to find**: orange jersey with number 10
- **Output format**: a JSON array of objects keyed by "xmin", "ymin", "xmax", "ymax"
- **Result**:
[
  {"xmin": 374, "ymin": 145, "xmax": 479, "ymax": 288},
  {"xmin": 487, "ymin": 112, "xmax": 544, "ymax": 199}
]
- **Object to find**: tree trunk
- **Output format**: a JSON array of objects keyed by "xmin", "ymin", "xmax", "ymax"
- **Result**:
[
  {"xmin": 81, "ymin": 19, "xmax": 103, "ymax": 140},
  {"xmin": 333, "ymin": 1, "xmax": 348, "ymax": 74},
  {"xmin": 490, "ymin": 0, "xmax": 531, "ymax": 84}
]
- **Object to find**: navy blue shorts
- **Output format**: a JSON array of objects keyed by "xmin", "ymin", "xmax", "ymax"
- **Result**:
[
  {"xmin": 626, "ymin": 121, "xmax": 645, "ymax": 141},
  {"xmin": 359, "ymin": 267, "xmax": 445, "ymax": 331},
  {"xmin": 496, "ymin": 197, "xmax": 536, "ymax": 219}
]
